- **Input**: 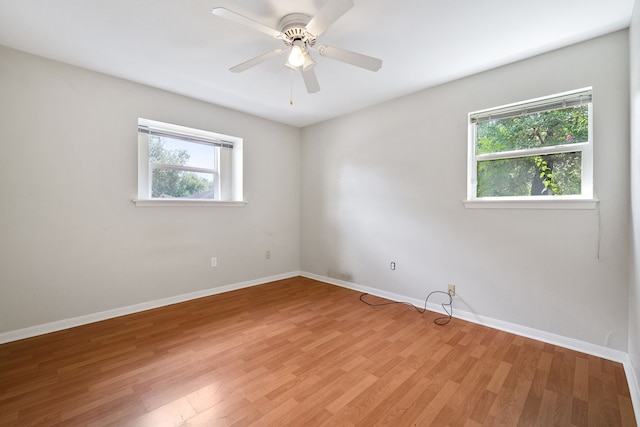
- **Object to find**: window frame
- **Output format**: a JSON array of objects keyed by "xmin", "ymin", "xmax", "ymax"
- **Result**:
[
  {"xmin": 134, "ymin": 118, "xmax": 245, "ymax": 207},
  {"xmin": 465, "ymin": 88, "xmax": 597, "ymax": 210}
]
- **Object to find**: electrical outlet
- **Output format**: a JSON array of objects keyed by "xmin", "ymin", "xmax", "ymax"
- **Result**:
[
  {"xmin": 448, "ymin": 284, "xmax": 456, "ymax": 296},
  {"xmin": 265, "ymin": 250, "xmax": 271, "ymax": 260},
  {"xmin": 211, "ymin": 257, "xmax": 217, "ymax": 268}
]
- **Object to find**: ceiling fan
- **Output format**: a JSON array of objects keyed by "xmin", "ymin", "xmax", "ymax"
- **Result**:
[{"xmin": 211, "ymin": 0, "xmax": 382, "ymax": 95}]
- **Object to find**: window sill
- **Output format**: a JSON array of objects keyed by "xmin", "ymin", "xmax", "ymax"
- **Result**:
[
  {"xmin": 463, "ymin": 198, "xmax": 598, "ymax": 210},
  {"xmin": 133, "ymin": 199, "xmax": 247, "ymax": 207}
]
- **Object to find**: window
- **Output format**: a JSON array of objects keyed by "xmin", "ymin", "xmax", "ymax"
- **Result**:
[
  {"xmin": 466, "ymin": 88, "xmax": 595, "ymax": 209},
  {"xmin": 136, "ymin": 118, "xmax": 243, "ymax": 205}
]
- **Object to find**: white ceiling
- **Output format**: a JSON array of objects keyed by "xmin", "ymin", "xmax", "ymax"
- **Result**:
[{"xmin": 0, "ymin": 0, "xmax": 634, "ymax": 127}]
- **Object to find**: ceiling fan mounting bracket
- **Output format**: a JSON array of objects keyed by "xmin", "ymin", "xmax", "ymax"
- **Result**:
[{"xmin": 279, "ymin": 13, "xmax": 316, "ymax": 47}]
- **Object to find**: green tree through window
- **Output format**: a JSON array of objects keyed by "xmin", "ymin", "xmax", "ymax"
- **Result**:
[
  {"xmin": 475, "ymin": 105, "xmax": 589, "ymax": 197},
  {"xmin": 149, "ymin": 137, "xmax": 211, "ymax": 198}
]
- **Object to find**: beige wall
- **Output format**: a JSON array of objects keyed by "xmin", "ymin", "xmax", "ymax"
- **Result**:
[
  {"xmin": 301, "ymin": 30, "xmax": 630, "ymax": 351},
  {"xmin": 0, "ymin": 45, "xmax": 302, "ymax": 333},
  {"xmin": 629, "ymin": 0, "xmax": 640, "ymax": 398}
]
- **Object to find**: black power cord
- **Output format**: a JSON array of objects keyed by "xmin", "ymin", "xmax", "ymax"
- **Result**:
[{"xmin": 359, "ymin": 291, "xmax": 453, "ymax": 325}]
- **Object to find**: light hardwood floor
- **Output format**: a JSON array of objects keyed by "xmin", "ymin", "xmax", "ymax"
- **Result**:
[{"xmin": 0, "ymin": 276, "xmax": 636, "ymax": 426}]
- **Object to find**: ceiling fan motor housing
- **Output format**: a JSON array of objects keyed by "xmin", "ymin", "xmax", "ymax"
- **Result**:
[{"xmin": 279, "ymin": 13, "xmax": 316, "ymax": 47}]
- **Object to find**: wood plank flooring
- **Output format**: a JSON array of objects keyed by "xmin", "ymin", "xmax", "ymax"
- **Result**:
[{"xmin": 0, "ymin": 276, "xmax": 636, "ymax": 426}]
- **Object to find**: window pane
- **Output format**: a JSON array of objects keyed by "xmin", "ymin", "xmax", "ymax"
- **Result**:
[
  {"xmin": 477, "ymin": 152, "xmax": 582, "ymax": 197},
  {"xmin": 476, "ymin": 105, "xmax": 589, "ymax": 155},
  {"xmin": 149, "ymin": 136, "xmax": 216, "ymax": 169},
  {"xmin": 152, "ymin": 169, "xmax": 215, "ymax": 199}
]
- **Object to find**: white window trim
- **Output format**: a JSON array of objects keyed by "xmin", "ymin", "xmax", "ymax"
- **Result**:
[
  {"xmin": 133, "ymin": 199, "xmax": 247, "ymax": 207},
  {"xmin": 463, "ymin": 198, "xmax": 598, "ymax": 210},
  {"xmin": 135, "ymin": 118, "xmax": 245, "ymax": 206},
  {"xmin": 465, "ymin": 88, "xmax": 596, "ymax": 209}
]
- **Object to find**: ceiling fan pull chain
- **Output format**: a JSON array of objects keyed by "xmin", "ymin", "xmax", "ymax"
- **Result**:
[{"xmin": 290, "ymin": 67, "xmax": 294, "ymax": 105}]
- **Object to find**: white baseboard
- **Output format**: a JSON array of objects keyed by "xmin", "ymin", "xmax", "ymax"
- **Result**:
[
  {"xmin": 0, "ymin": 271, "xmax": 301, "ymax": 345},
  {"xmin": 301, "ymin": 272, "xmax": 640, "ymax": 419},
  {"xmin": 624, "ymin": 355, "xmax": 640, "ymax": 425}
]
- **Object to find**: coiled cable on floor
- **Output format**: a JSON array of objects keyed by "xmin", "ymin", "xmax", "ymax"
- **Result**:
[{"xmin": 359, "ymin": 290, "xmax": 453, "ymax": 325}]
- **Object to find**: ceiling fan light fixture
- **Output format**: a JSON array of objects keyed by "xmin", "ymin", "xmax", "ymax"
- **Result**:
[{"xmin": 288, "ymin": 41, "xmax": 306, "ymax": 68}]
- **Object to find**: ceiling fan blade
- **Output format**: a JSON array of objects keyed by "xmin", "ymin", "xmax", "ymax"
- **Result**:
[
  {"xmin": 317, "ymin": 45, "xmax": 382, "ymax": 71},
  {"xmin": 212, "ymin": 7, "xmax": 282, "ymax": 39},
  {"xmin": 230, "ymin": 49, "xmax": 286, "ymax": 73},
  {"xmin": 301, "ymin": 65, "xmax": 321, "ymax": 94},
  {"xmin": 305, "ymin": 0, "xmax": 354, "ymax": 36},
  {"xmin": 301, "ymin": 53, "xmax": 320, "ymax": 93}
]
